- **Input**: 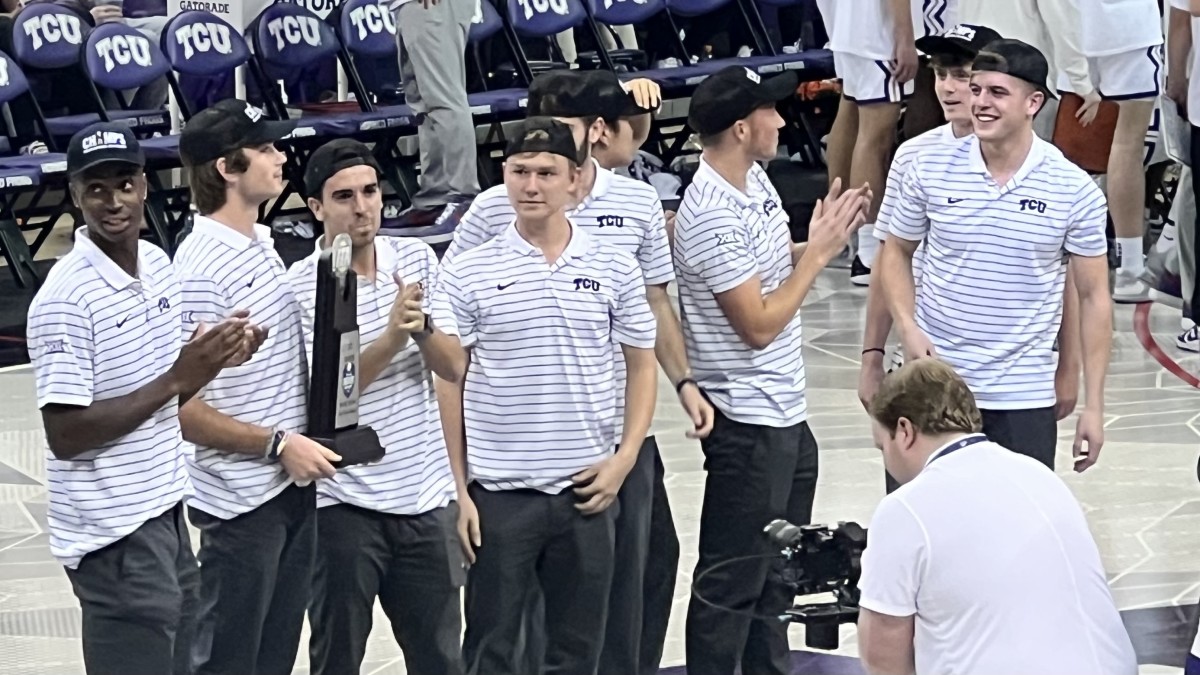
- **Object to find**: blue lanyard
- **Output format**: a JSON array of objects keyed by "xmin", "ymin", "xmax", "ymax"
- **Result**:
[{"xmin": 927, "ymin": 434, "xmax": 988, "ymax": 465}]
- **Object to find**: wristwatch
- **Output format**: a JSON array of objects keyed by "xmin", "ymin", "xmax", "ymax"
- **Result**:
[
  {"xmin": 417, "ymin": 313, "xmax": 434, "ymax": 337},
  {"xmin": 265, "ymin": 429, "xmax": 289, "ymax": 460}
]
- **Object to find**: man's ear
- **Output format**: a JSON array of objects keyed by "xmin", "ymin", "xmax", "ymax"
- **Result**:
[
  {"xmin": 307, "ymin": 197, "xmax": 325, "ymax": 222},
  {"xmin": 588, "ymin": 118, "xmax": 606, "ymax": 145},
  {"xmin": 68, "ymin": 182, "xmax": 81, "ymax": 209}
]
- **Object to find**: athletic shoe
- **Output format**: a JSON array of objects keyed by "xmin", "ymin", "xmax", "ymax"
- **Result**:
[
  {"xmin": 850, "ymin": 255, "xmax": 870, "ymax": 286},
  {"xmin": 1113, "ymin": 270, "xmax": 1151, "ymax": 303},
  {"xmin": 1178, "ymin": 324, "xmax": 1199, "ymax": 353}
]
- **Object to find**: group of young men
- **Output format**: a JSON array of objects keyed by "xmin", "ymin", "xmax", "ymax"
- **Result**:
[{"xmin": 27, "ymin": 2, "xmax": 1177, "ymax": 673}]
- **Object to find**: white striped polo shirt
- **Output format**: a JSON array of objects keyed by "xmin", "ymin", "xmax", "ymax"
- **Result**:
[
  {"xmin": 174, "ymin": 216, "xmax": 309, "ymax": 519},
  {"xmin": 27, "ymin": 230, "xmax": 191, "ymax": 568},
  {"xmin": 288, "ymin": 237, "xmax": 455, "ymax": 516},
  {"xmin": 444, "ymin": 159, "xmax": 673, "ymax": 438},
  {"xmin": 888, "ymin": 135, "xmax": 1109, "ymax": 409},
  {"xmin": 673, "ymin": 159, "xmax": 808, "ymax": 428},
  {"xmin": 875, "ymin": 124, "xmax": 973, "ymax": 284},
  {"xmin": 431, "ymin": 220, "xmax": 657, "ymax": 493}
]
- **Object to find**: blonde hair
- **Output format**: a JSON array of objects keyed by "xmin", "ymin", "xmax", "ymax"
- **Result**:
[{"xmin": 869, "ymin": 359, "xmax": 983, "ymax": 437}]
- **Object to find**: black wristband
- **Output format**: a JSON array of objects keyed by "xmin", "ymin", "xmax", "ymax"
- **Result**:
[
  {"xmin": 675, "ymin": 377, "xmax": 699, "ymax": 394},
  {"xmin": 862, "ymin": 348, "xmax": 886, "ymax": 356}
]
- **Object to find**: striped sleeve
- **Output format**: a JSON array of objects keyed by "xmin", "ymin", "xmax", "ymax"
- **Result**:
[
  {"xmin": 611, "ymin": 254, "xmax": 657, "ymax": 349},
  {"xmin": 875, "ymin": 146, "xmax": 916, "ymax": 242},
  {"xmin": 444, "ymin": 201, "xmax": 493, "ymax": 263},
  {"xmin": 679, "ymin": 208, "xmax": 758, "ymax": 294},
  {"xmin": 638, "ymin": 207, "xmax": 676, "ymax": 285},
  {"xmin": 888, "ymin": 155, "xmax": 932, "ymax": 242},
  {"xmin": 178, "ymin": 273, "xmax": 230, "ymax": 334},
  {"xmin": 1064, "ymin": 179, "xmax": 1109, "ymax": 257},
  {"xmin": 430, "ymin": 258, "xmax": 477, "ymax": 347},
  {"xmin": 418, "ymin": 242, "xmax": 439, "ymax": 314},
  {"xmin": 27, "ymin": 299, "xmax": 95, "ymax": 408},
  {"xmin": 286, "ymin": 261, "xmax": 318, "ymax": 370}
]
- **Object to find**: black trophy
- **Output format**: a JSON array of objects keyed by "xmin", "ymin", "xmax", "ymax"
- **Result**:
[{"xmin": 307, "ymin": 233, "xmax": 385, "ymax": 467}]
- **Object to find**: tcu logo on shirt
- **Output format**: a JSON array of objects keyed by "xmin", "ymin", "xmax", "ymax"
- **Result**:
[
  {"xmin": 762, "ymin": 199, "xmax": 779, "ymax": 215},
  {"xmin": 266, "ymin": 15, "xmax": 321, "ymax": 51},
  {"xmin": 597, "ymin": 215, "xmax": 624, "ymax": 228},
  {"xmin": 158, "ymin": 297, "xmax": 171, "ymax": 312},
  {"xmin": 574, "ymin": 277, "xmax": 603, "ymax": 292},
  {"xmin": 173, "ymin": 23, "xmax": 233, "ymax": 60},
  {"xmin": 516, "ymin": 0, "xmax": 570, "ymax": 20},
  {"xmin": 349, "ymin": 3, "xmax": 396, "ymax": 38},
  {"xmin": 94, "ymin": 35, "xmax": 154, "ymax": 73},
  {"xmin": 22, "ymin": 13, "xmax": 83, "ymax": 50},
  {"xmin": 1019, "ymin": 198, "xmax": 1048, "ymax": 214}
]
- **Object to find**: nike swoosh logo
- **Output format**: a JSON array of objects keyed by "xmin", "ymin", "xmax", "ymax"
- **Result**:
[
  {"xmin": 116, "ymin": 315, "xmax": 130, "ymax": 328},
  {"xmin": 948, "ymin": 198, "xmax": 964, "ymax": 204},
  {"xmin": 497, "ymin": 282, "xmax": 516, "ymax": 290},
  {"xmin": 246, "ymin": 277, "xmax": 255, "ymax": 289}
]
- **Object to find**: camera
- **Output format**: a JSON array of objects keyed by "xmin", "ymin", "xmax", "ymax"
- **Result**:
[{"xmin": 763, "ymin": 519, "xmax": 867, "ymax": 650}]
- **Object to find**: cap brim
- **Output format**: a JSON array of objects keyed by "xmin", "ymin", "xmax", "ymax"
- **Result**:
[
  {"xmin": 244, "ymin": 118, "xmax": 299, "ymax": 146},
  {"xmin": 618, "ymin": 94, "xmax": 656, "ymax": 117},
  {"xmin": 760, "ymin": 70, "xmax": 800, "ymax": 103},
  {"xmin": 68, "ymin": 157, "xmax": 144, "ymax": 177},
  {"xmin": 915, "ymin": 35, "xmax": 977, "ymax": 60}
]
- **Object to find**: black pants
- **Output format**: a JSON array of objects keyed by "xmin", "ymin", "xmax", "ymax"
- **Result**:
[
  {"xmin": 641, "ymin": 441, "xmax": 680, "ymax": 675},
  {"xmin": 308, "ymin": 503, "xmax": 467, "ymax": 675},
  {"xmin": 463, "ymin": 483, "xmax": 617, "ymax": 675},
  {"xmin": 188, "ymin": 483, "xmax": 316, "ymax": 675},
  {"xmin": 65, "ymin": 502, "xmax": 199, "ymax": 675},
  {"xmin": 886, "ymin": 406, "xmax": 1058, "ymax": 492},
  {"xmin": 685, "ymin": 413, "xmax": 820, "ymax": 675},
  {"xmin": 1190, "ymin": 125, "xmax": 1200, "ymax": 321}
]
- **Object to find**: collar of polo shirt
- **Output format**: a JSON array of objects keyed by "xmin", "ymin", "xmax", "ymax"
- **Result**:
[
  {"xmin": 191, "ymin": 214, "xmax": 274, "ymax": 250},
  {"xmin": 966, "ymin": 135, "xmax": 1048, "ymax": 188},
  {"xmin": 695, "ymin": 157, "xmax": 769, "ymax": 210},
  {"xmin": 74, "ymin": 227, "xmax": 144, "ymax": 290},
  {"xmin": 501, "ymin": 216, "xmax": 593, "ymax": 260},
  {"xmin": 309, "ymin": 235, "xmax": 399, "ymax": 284},
  {"xmin": 572, "ymin": 158, "xmax": 613, "ymax": 213}
]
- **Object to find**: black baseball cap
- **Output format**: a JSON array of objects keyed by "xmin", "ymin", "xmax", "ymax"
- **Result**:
[
  {"xmin": 687, "ymin": 66, "xmax": 798, "ymax": 136},
  {"xmin": 528, "ymin": 70, "xmax": 653, "ymax": 121},
  {"xmin": 67, "ymin": 122, "xmax": 145, "ymax": 177},
  {"xmin": 916, "ymin": 24, "xmax": 1003, "ymax": 61},
  {"xmin": 972, "ymin": 38, "xmax": 1057, "ymax": 99},
  {"xmin": 505, "ymin": 117, "xmax": 581, "ymax": 165},
  {"xmin": 179, "ymin": 98, "xmax": 297, "ymax": 166},
  {"xmin": 305, "ymin": 139, "xmax": 382, "ymax": 197}
]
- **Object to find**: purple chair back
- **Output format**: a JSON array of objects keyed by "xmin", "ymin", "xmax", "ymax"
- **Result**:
[
  {"xmin": 665, "ymin": 0, "xmax": 731, "ymax": 18},
  {"xmin": 585, "ymin": 0, "xmax": 663, "ymax": 28},
  {"xmin": 338, "ymin": 0, "xmax": 398, "ymax": 58},
  {"xmin": 12, "ymin": 4, "xmax": 89, "ymax": 70},
  {"xmin": 469, "ymin": 0, "xmax": 504, "ymax": 44},
  {"xmin": 162, "ymin": 11, "xmax": 250, "ymax": 76},
  {"xmin": 506, "ymin": 0, "xmax": 588, "ymax": 38},
  {"xmin": 252, "ymin": 2, "xmax": 340, "ymax": 67},
  {"xmin": 84, "ymin": 22, "xmax": 172, "ymax": 91},
  {"xmin": 121, "ymin": 0, "xmax": 168, "ymax": 19},
  {"xmin": 0, "ymin": 53, "xmax": 31, "ymax": 105}
]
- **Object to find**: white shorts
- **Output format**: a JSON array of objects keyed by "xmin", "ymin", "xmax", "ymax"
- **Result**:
[
  {"xmin": 834, "ymin": 51, "xmax": 914, "ymax": 104},
  {"xmin": 1057, "ymin": 45, "xmax": 1163, "ymax": 101}
]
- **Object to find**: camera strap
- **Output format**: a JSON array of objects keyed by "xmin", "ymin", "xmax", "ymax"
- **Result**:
[{"xmin": 927, "ymin": 433, "xmax": 988, "ymax": 465}]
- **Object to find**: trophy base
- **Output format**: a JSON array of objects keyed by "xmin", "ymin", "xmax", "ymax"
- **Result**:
[{"xmin": 311, "ymin": 426, "xmax": 385, "ymax": 469}]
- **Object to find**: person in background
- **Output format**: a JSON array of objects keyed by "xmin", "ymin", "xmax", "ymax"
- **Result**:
[{"xmin": 858, "ymin": 358, "xmax": 1136, "ymax": 675}]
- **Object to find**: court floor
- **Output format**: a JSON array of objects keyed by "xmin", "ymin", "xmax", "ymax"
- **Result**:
[{"xmin": 0, "ymin": 269, "xmax": 1197, "ymax": 674}]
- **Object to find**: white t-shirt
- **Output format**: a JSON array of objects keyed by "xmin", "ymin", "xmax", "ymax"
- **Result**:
[
  {"xmin": 859, "ymin": 435, "xmax": 1137, "ymax": 675},
  {"xmin": 288, "ymin": 237, "xmax": 455, "ymax": 516},
  {"xmin": 1075, "ymin": 0, "xmax": 1163, "ymax": 56},
  {"xmin": 888, "ymin": 135, "xmax": 1108, "ymax": 409}
]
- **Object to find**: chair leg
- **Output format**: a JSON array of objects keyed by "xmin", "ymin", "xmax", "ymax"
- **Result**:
[{"xmin": 0, "ymin": 217, "xmax": 38, "ymax": 289}]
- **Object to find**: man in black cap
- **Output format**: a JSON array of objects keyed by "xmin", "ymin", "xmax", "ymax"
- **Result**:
[
  {"xmin": 877, "ymin": 39, "xmax": 1113, "ymax": 472},
  {"xmin": 674, "ymin": 65, "xmax": 870, "ymax": 675},
  {"xmin": 286, "ymin": 139, "xmax": 469, "ymax": 675},
  {"xmin": 174, "ymin": 98, "xmax": 342, "ymax": 675},
  {"xmin": 431, "ymin": 117, "xmax": 659, "ymax": 675},
  {"xmin": 27, "ymin": 122, "xmax": 258, "ymax": 674},
  {"xmin": 447, "ymin": 69, "xmax": 711, "ymax": 675}
]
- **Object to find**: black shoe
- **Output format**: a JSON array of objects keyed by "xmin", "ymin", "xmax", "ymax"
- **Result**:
[{"xmin": 850, "ymin": 255, "xmax": 871, "ymax": 286}]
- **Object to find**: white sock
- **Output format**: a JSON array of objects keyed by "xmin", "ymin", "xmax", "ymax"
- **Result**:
[
  {"xmin": 1154, "ymin": 221, "xmax": 1177, "ymax": 254},
  {"xmin": 1117, "ymin": 237, "xmax": 1144, "ymax": 274},
  {"xmin": 857, "ymin": 227, "xmax": 880, "ymax": 267}
]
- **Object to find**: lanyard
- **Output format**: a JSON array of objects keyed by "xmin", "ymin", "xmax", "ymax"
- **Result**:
[{"xmin": 927, "ymin": 434, "xmax": 988, "ymax": 465}]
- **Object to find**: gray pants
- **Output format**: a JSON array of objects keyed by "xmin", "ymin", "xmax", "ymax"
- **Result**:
[
  {"xmin": 395, "ymin": 0, "xmax": 480, "ymax": 209},
  {"xmin": 125, "ymin": 17, "xmax": 169, "ymax": 109}
]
